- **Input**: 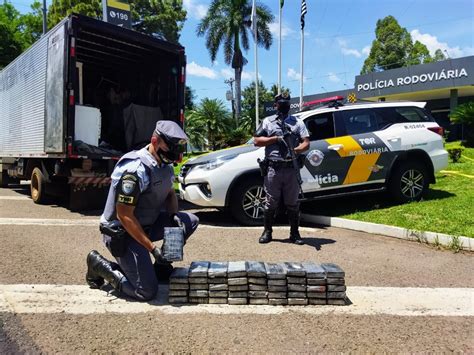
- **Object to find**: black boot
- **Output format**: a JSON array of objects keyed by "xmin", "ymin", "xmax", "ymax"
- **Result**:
[
  {"xmin": 259, "ymin": 209, "xmax": 274, "ymax": 244},
  {"xmin": 86, "ymin": 250, "xmax": 124, "ymax": 290},
  {"xmin": 288, "ymin": 210, "xmax": 304, "ymax": 245}
]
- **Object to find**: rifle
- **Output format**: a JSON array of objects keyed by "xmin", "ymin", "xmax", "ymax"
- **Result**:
[{"xmin": 278, "ymin": 114, "xmax": 304, "ymax": 199}]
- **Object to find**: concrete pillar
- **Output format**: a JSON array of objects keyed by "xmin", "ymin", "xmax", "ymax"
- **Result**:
[{"xmin": 450, "ymin": 89, "xmax": 458, "ymax": 113}]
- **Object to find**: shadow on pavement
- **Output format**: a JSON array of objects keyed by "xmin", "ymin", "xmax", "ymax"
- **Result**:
[{"xmin": 271, "ymin": 237, "xmax": 336, "ymax": 251}]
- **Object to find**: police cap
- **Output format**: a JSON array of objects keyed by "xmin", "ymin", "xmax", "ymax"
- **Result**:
[
  {"xmin": 154, "ymin": 120, "xmax": 188, "ymax": 146},
  {"xmin": 274, "ymin": 91, "xmax": 291, "ymax": 103}
]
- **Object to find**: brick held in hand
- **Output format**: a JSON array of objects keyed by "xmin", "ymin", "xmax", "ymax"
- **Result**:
[
  {"xmin": 264, "ymin": 263, "xmax": 287, "ymax": 279},
  {"xmin": 321, "ymin": 263, "xmax": 345, "ymax": 278},
  {"xmin": 189, "ymin": 261, "xmax": 210, "ymax": 278}
]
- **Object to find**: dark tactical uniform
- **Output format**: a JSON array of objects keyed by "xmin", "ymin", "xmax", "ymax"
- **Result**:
[
  {"xmin": 254, "ymin": 95, "xmax": 309, "ymax": 244},
  {"xmin": 86, "ymin": 121, "xmax": 199, "ymax": 301}
]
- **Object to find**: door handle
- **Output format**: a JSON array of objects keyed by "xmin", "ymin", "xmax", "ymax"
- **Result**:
[
  {"xmin": 388, "ymin": 137, "xmax": 401, "ymax": 142},
  {"xmin": 328, "ymin": 144, "xmax": 344, "ymax": 151}
]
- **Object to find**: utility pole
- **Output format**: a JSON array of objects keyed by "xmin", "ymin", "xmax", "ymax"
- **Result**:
[
  {"xmin": 224, "ymin": 78, "xmax": 236, "ymax": 124},
  {"xmin": 42, "ymin": 0, "xmax": 47, "ymax": 35}
]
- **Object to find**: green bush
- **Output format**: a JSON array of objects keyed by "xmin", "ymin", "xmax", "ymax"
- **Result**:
[
  {"xmin": 450, "ymin": 102, "xmax": 474, "ymax": 147},
  {"xmin": 447, "ymin": 147, "xmax": 464, "ymax": 162}
]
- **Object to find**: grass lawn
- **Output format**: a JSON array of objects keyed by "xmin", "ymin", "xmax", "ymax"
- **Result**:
[{"xmin": 302, "ymin": 142, "xmax": 473, "ymax": 238}]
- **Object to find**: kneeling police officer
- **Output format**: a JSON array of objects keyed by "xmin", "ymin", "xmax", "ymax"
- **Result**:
[
  {"xmin": 86, "ymin": 120, "xmax": 199, "ymax": 301},
  {"xmin": 253, "ymin": 93, "xmax": 309, "ymax": 245}
]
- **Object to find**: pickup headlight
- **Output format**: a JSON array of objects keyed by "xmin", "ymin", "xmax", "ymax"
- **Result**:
[{"xmin": 193, "ymin": 154, "xmax": 239, "ymax": 171}]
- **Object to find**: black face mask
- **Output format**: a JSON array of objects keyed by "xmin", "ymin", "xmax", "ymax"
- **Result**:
[{"xmin": 156, "ymin": 134, "xmax": 187, "ymax": 164}]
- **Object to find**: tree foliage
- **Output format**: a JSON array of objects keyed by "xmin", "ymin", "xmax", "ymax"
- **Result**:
[
  {"xmin": 186, "ymin": 98, "xmax": 232, "ymax": 150},
  {"xmin": 197, "ymin": 0, "xmax": 274, "ymax": 120},
  {"xmin": 0, "ymin": 1, "xmax": 42, "ymax": 68},
  {"xmin": 361, "ymin": 16, "xmax": 445, "ymax": 74},
  {"xmin": 48, "ymin": 0, "xmax": 186, "ymax": 43},
  {"xmin": 450, "ymin": 102, "xmax": 474, "ymax": 147}
]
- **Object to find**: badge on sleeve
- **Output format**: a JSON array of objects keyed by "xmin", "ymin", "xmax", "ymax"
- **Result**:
[{"xmin": 117, "ymin": 172, "xmax": 140, "ymax": 205}]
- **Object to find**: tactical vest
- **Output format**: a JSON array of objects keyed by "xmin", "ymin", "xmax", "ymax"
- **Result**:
[
  {"xmin": 102, "ymin": 150, "xmax": 174, "ymax": 227},
  {"xmin": 265, "ymin": 114, "xmax": 301, "ymax": 160}
]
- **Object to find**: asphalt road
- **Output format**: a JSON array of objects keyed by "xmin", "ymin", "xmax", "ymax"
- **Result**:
[{"xmin": 0, "ymin": 184, "xmax": 473, "ymax": 353}]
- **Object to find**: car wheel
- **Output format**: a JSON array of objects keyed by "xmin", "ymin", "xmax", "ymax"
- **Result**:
[
  {"xmin": 389, "ymin": 161, "xmax": 428, "ymax": 203},
  {"xmin": 229, "ymin": 177, "xmax": 265, "ymax": 226},
  {"xmin": 31, "ymin": 167, "xmax": 47, "ymax": 204}
]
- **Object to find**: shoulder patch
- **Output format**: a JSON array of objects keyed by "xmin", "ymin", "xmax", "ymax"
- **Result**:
[{"xmin": 121, "ymin": 174, "xmax": 138, "ymax": 195}]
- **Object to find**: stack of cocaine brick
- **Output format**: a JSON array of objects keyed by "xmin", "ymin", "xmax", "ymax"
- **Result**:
[
  {"xmin": 285, "ymin": 262, "xmax": 308, "ymax": 306},
  {"xmin": 168, "ymin": 261, "xmax": 346, "ymax": 306},
  {"xmin": 303, "ymin": 262, "xmax": 327, "ymax": 305},
  {"xmin": 247, "ymin": 261, "xmax": 268, "ymax": 305},
  {"xmin": 188, "ymin": 261, "xmax": 209, "ymax": 304},
  {"xmin": 227, "ymin": 261, "xmax": 248, "ymax": 305},
  {"xmin": 322, "ymin": 263, "xmax": 346, "ymax": 305},
  {"xmin": 168, "ymin": 266, "xmax": 189, "ymax": 304},
  {"xmin": 265, "ymin": 263, "xmax": 288, "ymax": 305},
  {"xmin": 208, "ymin": 262, "xmax": 228, "ymax": 304}
]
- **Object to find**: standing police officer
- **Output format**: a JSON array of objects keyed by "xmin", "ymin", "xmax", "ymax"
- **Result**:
[
  {"xmin": 86, "ymin": 120, "xmax": 199, "ymax": 301},
  {"xmin": 254, "ymin": 93, "xmax": 309, "ymax": 245}
]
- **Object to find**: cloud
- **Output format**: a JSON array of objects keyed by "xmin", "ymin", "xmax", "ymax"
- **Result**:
[
  {"xmin": 362, "ymin": 46, "xmax": 371, "ymax": 56},
  {"xmin": 183, "ymin": 0, "xmax": 208, "ymax": 20},
  {"xmin": 411, "ymin": 29, "xmax": 474, "ymax": 58},
  {"xmin": 287, "ymin": 68, "xmax": 306, "ymax": 82},
  {"xmin": 220, "ymin": 68, "xmax": 260, "ymax": 81},
  {"xmin": 269, "ymin": 21, "xmax": 295, "ymax": 39},
  {"xmin": 327, "ymin": 72, "xmax": 341, "ymax": 83},
  {"xmin": 187, "ymin": 61, "xmax": 218, "ymax": 79},
  {"xmin": 338, "ymin": 38, "xmax": 362, "ymax": 58}
]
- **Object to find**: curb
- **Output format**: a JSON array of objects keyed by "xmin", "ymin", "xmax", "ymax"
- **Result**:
[{"xmin": 300, "ymin": 214, "xmax": 473, "ymax": 252}]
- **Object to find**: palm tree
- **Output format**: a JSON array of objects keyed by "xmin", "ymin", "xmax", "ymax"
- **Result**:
[
  {"xmin": 450, "ymin": 101, "xmax": 474, "ymax": 147},
  {"xmin": 197, "ymin": 0, "xmax": 273, "ymax": 121},
  {"xmin": 186, "ymin": 98, "xmax": 232, "ymax": 150}
]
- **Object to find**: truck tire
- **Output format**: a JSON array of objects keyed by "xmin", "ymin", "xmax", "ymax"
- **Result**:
[
  {"xmin": 31, "ymin": 167, "xmax": 47, "ymax": 204},
  {"xmin": 388, "ymin": 161, "xmax": 428, "ymax": 203},
  {"xmin": 229, "ymin": 177, "xmax": 265, "ymax": 226}
]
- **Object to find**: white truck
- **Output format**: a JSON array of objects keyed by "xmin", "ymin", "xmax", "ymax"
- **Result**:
[{"xmin": 0, "ymin": 14, "xmax": 186, "ymax": 209}]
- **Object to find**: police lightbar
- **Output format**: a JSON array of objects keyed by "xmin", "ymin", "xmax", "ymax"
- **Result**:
[{"xmin": 301, "ymin": 95, "xmax": 345, "ymax": 111}]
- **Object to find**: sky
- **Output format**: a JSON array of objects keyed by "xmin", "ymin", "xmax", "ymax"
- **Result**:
[{"xmin": 11, "ymin": 0, "xmax": 474, "ymax": 105}]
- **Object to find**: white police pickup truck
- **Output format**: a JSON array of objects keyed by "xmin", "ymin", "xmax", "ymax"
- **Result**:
[{"xmin": 179, "ymin": 100, "xmax": 448, "ymax": 225}]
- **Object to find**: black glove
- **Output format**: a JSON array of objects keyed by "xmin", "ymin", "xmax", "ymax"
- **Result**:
[
  {"xmin": 151, "ymin": 246, "xmax": 168, "ymax": 264},
  {"xmin": 170, "ymin": 213, "xmax": 186, "ymax": 235}
]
